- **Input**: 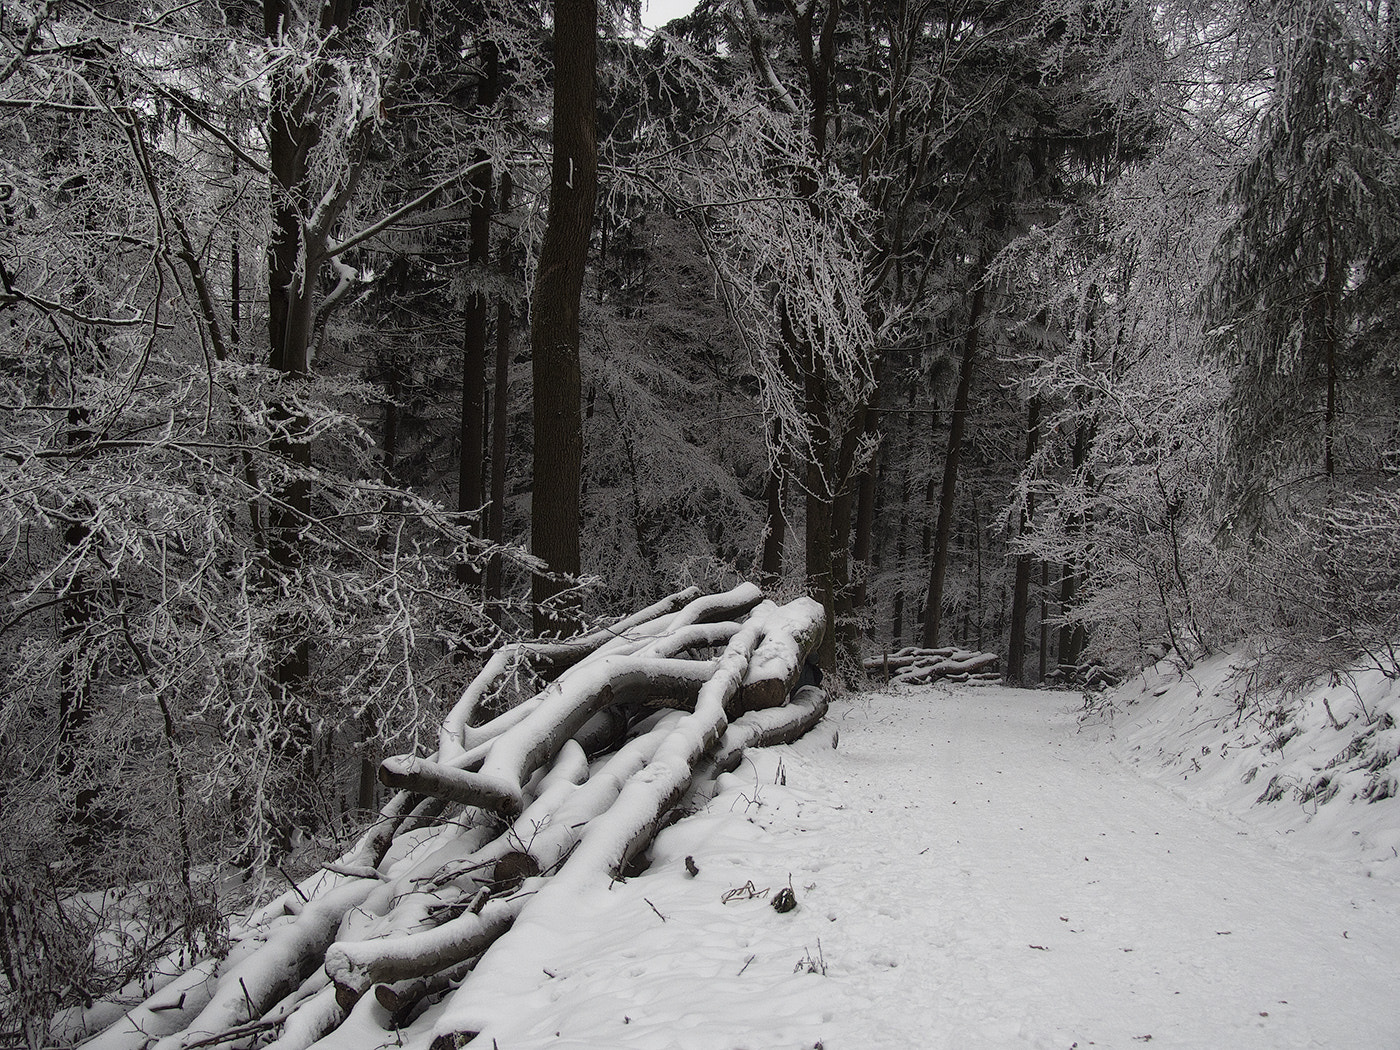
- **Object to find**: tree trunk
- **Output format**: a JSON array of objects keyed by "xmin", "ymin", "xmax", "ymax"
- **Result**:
[
  {"xmin": 1038, "ymin": 560, "xmax": 1050, "ymax": 681},
  {"xmin": 1005, "ymin": 397, "xmax": 1039, "ymax": 685},
  {"xmin": 265, "ymin": 0, "xmax": 321, "ymax": 791},
  {"xmin": 759, "ymin": 421, "xmax": 786, "ymax": 586},
  {"xmin": 263, "ymin": 0, "xmax": 361, "ymax": 833},
  {"xmin": 486, "ymin": 172, "xmax": 513, "ymax": 609},
  {"xmin": 59, "ymin": 408, "xmax": 95, "ymax": 843},
  {"xmin": 458, "ymin": 46, "xmax": 499, "ymax": 586},
  {"xmin": 1056, "ymin": 419, "xmax": 1092, "ymax": 671},
  {"xmin": 921, "ymin": 279, "xmax": 986, "ymax": 648},
  {"xmin": 847, "ymin": 353, "xmax": 882, "ymax": 655},
  {"xmin": 805, "ymin": 450, "xmax": 836, "ymax": 672},
  {"xmin": 530, "ymin": 0, "xmax": 597, "ymax": 635},
  {"xmin": 1322, "ymin": 213, "xmax": 1338, "ymax": 479}
]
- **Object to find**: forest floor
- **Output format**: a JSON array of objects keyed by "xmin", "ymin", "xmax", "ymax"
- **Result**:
[{"xmin": 414, "ymin": 668, "xmax": 1400, "ymax": 1050}]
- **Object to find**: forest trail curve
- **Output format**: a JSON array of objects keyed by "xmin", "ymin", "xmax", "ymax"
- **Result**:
[
  {"xmin": 413, "ymin": 684, "xmax": 1400, "ymax": 1050},
  {"xmin": 788, "ymin": 685, "xmax": 1400, "ymax": 1050}
]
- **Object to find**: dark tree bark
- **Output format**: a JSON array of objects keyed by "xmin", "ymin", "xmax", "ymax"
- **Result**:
[
  {"xmin": 1039, "ymin": 560, "xmax": 1050, "ymax": 681},
  {"xmin": 921, "ymin": 278, "xmax": 986, "ymax": 648},
  {"xmin": 1056, "ymin": 420, "xmax": 1092, "ymax": 671},
  {"xmin": 530, "ymin": 0, "xmax": 597, "ymax": 635},
  {"xmin": 58, "ymin": 408, "xmax": 96, "ymax": 841},
  {"xmin": 804, "ymin": 356, "xmax": 837, "ymax": 671},
  {"xmin": 831, "ymin": 398, "xmax": 870, "ymax": 668},
  {"xmin": 262, "ymin": 0, "xmax": 361, "ymax": 828},
  {"xmin": 458, "ymin": 45, "xmax": 499, "ymax": 586},
  {"xmin": 849, "ymin": 381, "xmax": 881, "ymax": 616},
  {"xmin": 790, "ymin": 0, "xmax": 845, "ymax": 673},
  {"xmin": 759, "ymin": 419, "xmax": 787, "ymax": 587},
  {"xmin": 264, "ymin": 0, "xmax": 319, "ymax": 763},
  {"xmin": 486, "ymin": 172, "xmax": 514, "ymax": 609},
  {"xmin": 1005, "ymin": 397, "xmax": 1039, "ymax": 685}
]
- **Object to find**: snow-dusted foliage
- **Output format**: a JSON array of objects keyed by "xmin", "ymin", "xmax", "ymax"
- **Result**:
[{"xmin": 0, "ymin": 0, "xmax": 536, "ymax": 1036}]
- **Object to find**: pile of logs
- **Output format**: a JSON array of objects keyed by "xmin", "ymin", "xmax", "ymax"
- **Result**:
[
  {"xmin": 76, "ymin": 584, "xmax": 828, "ymax": 1050},
  {"xmin": 863, "ymin": 646, "xmax": 1000, "ymax": 685}
]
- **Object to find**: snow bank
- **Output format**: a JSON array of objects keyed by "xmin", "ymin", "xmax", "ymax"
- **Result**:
[{"xmin": 1098, "ymin": 652, "xmax": 1400, "ymax": 872}]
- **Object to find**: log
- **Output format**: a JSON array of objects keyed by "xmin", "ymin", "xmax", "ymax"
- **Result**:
[
  {"xmin": 130, "ymin": 878, "xmax": 377, "ymax": 1050},
  {"xmin": 695, "ymin": 685, "xmax": 830, "ymax": 789},
  {"xmin": 477, "ymin": 656, "xmax": 719, "ymax": 800},
  {"xmin": 441, "ymin": 584, "xmax": 761, "ymax": 758},
  {"xmin": 439, "ymin": 587, "xmax": 703, "ymax": 758},
  {"xmin": 377, "ymin": 757, "xmax": 522, "ymax": 817},
  {"xmin": 426, "ymin": 605, "xmax": 775, "ymax": 1041},
  {"xmin": 733, "ymin": 597, "xmax": 825, "ymax": 713},
  {"xmin": 84, "ymin": 585, "xmax": 832, "ymax": 1050},
  {"xmin": 324, "ymin": 897, "xmax": 524, "ymax": 1001}
]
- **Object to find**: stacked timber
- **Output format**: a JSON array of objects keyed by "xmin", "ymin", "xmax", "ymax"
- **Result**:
[{"xmin": 864, "ymin": 646, "xmax": 1000, "ymax": 685}]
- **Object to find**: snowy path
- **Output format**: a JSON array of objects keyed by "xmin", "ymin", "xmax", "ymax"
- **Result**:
[
  {"xmin": 427, "ymin": 685, "xmax": 1400, "ymax": 1050},
  {"xmin": 788, "ymin": 686, "xmax": 1400, "ymax": 1049}
]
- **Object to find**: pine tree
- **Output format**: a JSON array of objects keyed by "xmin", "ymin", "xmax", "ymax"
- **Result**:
[{"xmin": 1206, "ymin": 0, "xmax": 1400, "ymax": 514}]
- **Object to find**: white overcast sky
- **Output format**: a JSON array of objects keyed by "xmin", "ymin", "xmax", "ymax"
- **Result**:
[{"xmin": 641, "ymin": 0, "xmax": 700, "ymax": 30}]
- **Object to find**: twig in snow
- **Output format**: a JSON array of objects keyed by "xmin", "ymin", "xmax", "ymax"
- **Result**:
[
  {"xmin": 278, "ymin": 864, "xmax": 309, "ymax": 902},
  {"xmin": 738, "ymin": 954, "xmax": 756, "ymax": 976},
  {"xmin": 722, "ymin": 881, "xmax": 769, "ymax": 904},
  {"xmin": 1322, "ymin": 697, "xmax": 1349, "ymax": 731},
  {"xmin": 643, "ymin": 897, "xmax": 667, "ymax": 923}
]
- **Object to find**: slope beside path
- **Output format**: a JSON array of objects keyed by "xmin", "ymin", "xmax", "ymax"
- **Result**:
[{"xmin": 438, "ymin": 685, "xmax": 1400, "ymax": 1050}]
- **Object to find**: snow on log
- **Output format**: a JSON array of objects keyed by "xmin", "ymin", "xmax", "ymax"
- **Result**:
[
  {"xmin": 67, "ymin": 958, "xmax": 221, "ymax": 1050},
  {"xmin": 734, "ymin": 596, "xmax": 826, "ymax": 712},
  {"xmin": 425, "ymin": 604, "xmax": 774, "ymax": 1041},
  {"xmin": 83, "ymin": 585, "xmax": 829, "ymax": 1050},
  {"xmin": 714, "ymin": 684, "xmax": 830, "ymax": 768},
  {"xmin": 438, "ymin": 587, "xmax": 700, "ymax": 759},
  {"xmin": 377, "ymin": 756, "xmax": 523, "ymax": 816},
  {"xmin": 324, "ymin": 896, "xmax": 524, "ymax": 1001},
  {"xmin": 440, "ymin": 584, "xmax": 761, "ymax": 759},
  {"xmin": 82, "ymin": 877, "xmax": 379, "ymax": 1050},
  {"xmin": 476, "ymin": 655, "xmax": 719, "ymax": 805},
  {"xmin": 864, "ymin": 646, "xmax": 999, "ymax": 684}
]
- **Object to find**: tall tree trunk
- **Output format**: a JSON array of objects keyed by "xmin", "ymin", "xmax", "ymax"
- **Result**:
[
  {"xmin": 972, "ymin": 498, "xmax": 983, "ymax": 650},
  {"xmin": 1056, "ymin": 421, "xmax": 1092, "ymax": 671},
  {"xmin": 847, "ymin": 354, "xmax": 882, "ymax": 652},
  {"xmin": 265, "ymin": 0, "xmax": 320, "ymax": 782},
  {"xmin": 458, "ymin": 46, "xmax": 499, "ymax": 586},
  {"xmin": 804, "ymin": 352, "xmax": 837, "ymax": 672},
  {"xmin": 759, "ymin": 419, "xmax": 787, "ymax": 586},
  {"xmin": 263, "ymin": 0, "xmax": 360, "ymax": 835},
  {"xmin": 921, "ymin": 279, "xmax": 986, "ymax": 648},
  {"xmin": 1038, "ymin": 560, "xmax": 1050, "ymax": 681},
  {"xmin": 530, "ymin": 0, "xmax": 597, "ymax": 635},
  {"xmin": 486, "ymin": 172, "xmax": 513, "ymax": 610},
  {"xmin": 1005, "ymin": 397, "xmax": 1039, "ymax": 685},
  {"xmin": 59, "ymin": 407, "xmax": 95, "ymax": 843},
  {"xmin": 831, "ymin": 398, "xmax": 871, "ymax": 668},
  {"xmin": 891, "ymin": 472, "xmax": 908, "ymax": 647},
  {"xmin": 1322, "ymin": 213, "xmax": 1338, "ymax": 479},
  {"xmin": 917, "ymin": 364, "xmax": 943, "ymax": 643}
]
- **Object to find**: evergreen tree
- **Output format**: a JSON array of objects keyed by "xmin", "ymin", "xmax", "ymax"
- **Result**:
[{"xmin": 1206, "ymin": 0, "xmax": 1400, "ymax": 514}]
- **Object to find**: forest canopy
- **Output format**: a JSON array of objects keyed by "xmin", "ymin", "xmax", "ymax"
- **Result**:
[{"xmin": 2, "ymin": 0, "xmax": 1398, "ymax": 1041}]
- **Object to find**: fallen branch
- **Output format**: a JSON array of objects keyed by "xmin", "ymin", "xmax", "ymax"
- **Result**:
[{"xmin": 83, "ymin": 586, "xmax": 829, "ymax": 1050}]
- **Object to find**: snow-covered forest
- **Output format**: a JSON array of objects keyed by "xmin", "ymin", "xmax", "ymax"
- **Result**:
[{"xmin": 3, "ymin": 0, "xmax": 1399, "ymax": 1044}]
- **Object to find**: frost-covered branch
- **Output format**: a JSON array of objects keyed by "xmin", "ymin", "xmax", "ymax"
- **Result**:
[{"xmin": 79, "ymin": 588, "xmax": 830, "ymax": 1050}]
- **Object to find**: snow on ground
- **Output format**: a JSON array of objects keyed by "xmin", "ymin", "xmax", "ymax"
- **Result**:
[
  {"xmin": 1104, "ymin": 653, "xmax": 1400, "ymax": 868},
  {"xmin": 403, "ymin": 678, "xmax": 1400, "ymax": 1050}
]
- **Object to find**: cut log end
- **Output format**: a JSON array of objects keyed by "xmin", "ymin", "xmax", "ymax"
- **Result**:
[{"xmin": 492, "ymin": 851, "xmax": 540, "ymax": 893}]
